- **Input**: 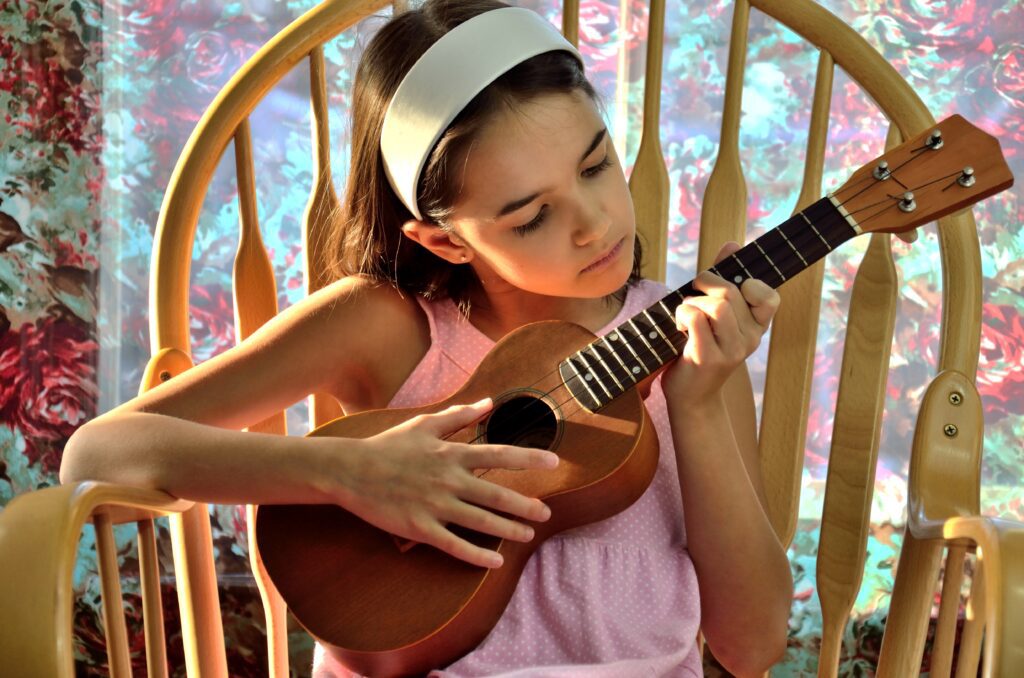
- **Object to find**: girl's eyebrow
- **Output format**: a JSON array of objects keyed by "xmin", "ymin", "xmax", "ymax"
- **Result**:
[{"xmin": 493, "ymin": 127, "xmax": 607, "ymax": 219}]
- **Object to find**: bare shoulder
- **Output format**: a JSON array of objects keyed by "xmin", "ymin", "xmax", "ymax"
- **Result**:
[
  {"xmin": 311, "ymin": 276, "xmax": 431, "ymax": 408},
  {"xmin": 103, "ymin": 276, "xmax": 429, "ymax": 429}
]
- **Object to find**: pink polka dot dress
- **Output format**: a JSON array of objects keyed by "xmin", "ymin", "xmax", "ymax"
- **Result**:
[{"xmin": 313, "ymin": 279, "xmax": 703, "ymax": 677}]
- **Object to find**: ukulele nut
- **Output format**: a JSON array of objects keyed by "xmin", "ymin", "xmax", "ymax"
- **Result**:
[
  {"xmin": 958, "ymin": 166, "xmax": 976, "ymax": 187},
  {"xmin": 927, "ymin": 130, "xmax": 944, "ymax": 149},
  {"xmin": 944, "ymin": 423, "xmax": 958, "ymax": 438},
  {"xmin": 873, "ymin": 161, "xmax": 891, "ymax": 180},
  {"xmin": 898, "ymin": 192, "xmax": 916, "ymax": 213}
]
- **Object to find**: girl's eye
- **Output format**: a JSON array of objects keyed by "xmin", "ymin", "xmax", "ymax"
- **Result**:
[
  {"xmin": 582, "ymin": 155, "xmax": 613, "ymax": 178},
  {"xmin": 512, "ymin": 156, "xmax": 612, "ymax": 236},
  {"xmin": 514, "ymin": 206, "xmax": 548, "ymax": 236}
]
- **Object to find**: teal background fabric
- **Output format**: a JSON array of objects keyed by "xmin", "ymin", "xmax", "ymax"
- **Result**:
[{"xmin": 0, "ymin": 0, "xmax": 1021, "ymax": 674}]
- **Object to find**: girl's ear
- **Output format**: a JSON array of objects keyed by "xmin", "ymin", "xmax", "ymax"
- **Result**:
[{"xmin": 401, "ymin": 219, "xmax": 473, "ymax": 264}]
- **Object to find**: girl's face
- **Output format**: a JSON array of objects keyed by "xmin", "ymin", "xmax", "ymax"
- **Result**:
[{"xmin": 440, "ymin": 90, "xmax": 636, "ymax": 300}]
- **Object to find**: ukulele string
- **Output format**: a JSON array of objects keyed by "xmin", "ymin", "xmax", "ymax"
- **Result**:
[
  {"xmin": 484, "ymin": 162, "xmax": 956, "ymax": 449},
  {"xmin": 440, "ymin": 183, "xmax": 919, "ymax": 454},
  {"xmin": 840, "ymin": 169, "xmax": 964, "ymax": 221},
  {"xmin": 440, "ymin": 206, "xmax": 859, "ymax": 452},
  {"xmin": 829, "ymin": 140, "xmax": 940, "ymax": 213},
  {"xmin": 441, "ymin": 200, "xmax": 838, "ymax": 445},
  {"xmin": 832, "ymin": 168, "xmax": 968, "ymax": 234}
]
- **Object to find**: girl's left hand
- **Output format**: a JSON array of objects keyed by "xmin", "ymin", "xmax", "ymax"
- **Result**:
[{"xmin": 661, "ymin": 241, "xmax": 780, "ymax": 407}]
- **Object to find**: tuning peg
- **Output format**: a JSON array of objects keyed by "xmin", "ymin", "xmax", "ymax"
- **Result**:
[
  {"xmin": 898, "ymin": 192, "xmax": 916, "ymax": 212},
  {"xmin": 957, "ymin": 166, "xmax": 976, "ymax": 187},
  {"xmin": 927, "ymin": 129, "xmax": 943, "ymax": 150},
  {"xmin": 873, "ymin": 160, "xmax": 891, "ymax": 180}
]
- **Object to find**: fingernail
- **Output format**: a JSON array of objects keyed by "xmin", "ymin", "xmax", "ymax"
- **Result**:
[
  {"xmin": 522, "ymin": 526, "xmax": 535, "ymax": 540},
  {"xmin": 539, "ymin": 503, "xmax": 552, "ymax": 520},
  {"xmin": 544, "ymin": 452, "xmax": 559, "ymax": 467},
  {"xmin": 489, "ymin": 553, "xmax": 504, "ymax": 568},
  {"xmin": 474, "ymin": 397, "xmax": 492, "ymax": 409}
]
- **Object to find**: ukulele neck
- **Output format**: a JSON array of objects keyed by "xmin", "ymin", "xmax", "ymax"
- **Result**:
[{"xmin": 559, "ymin": 195, "xmax": 858, "ymax": 412}]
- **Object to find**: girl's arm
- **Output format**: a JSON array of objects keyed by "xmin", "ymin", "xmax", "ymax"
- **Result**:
[
  {"xmin": 60, "ymin": 277, "xmax": 555, "ymax": 568},
  {"xmin": 667, "ymin": 387, "xmax": 791, "ymax": 676},
  {"xmin": 663, "ymin": 246, "xmax": 792, "ymax": 677}
]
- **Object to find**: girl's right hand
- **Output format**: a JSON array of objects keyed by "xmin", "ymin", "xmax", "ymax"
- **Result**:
[{"xmin": 319, "ymin": 398, "xmax": 559, "ymax": 569}]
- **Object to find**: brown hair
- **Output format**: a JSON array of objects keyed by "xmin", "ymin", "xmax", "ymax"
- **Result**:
[{"xmin": 326, "ymin": 0, "xmax": 642, "ymax": 304}]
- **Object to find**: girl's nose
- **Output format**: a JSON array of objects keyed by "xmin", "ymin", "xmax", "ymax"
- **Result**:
[{"xmin": 573, "ymin": 199, "xmax": 611, "ymax": 247}]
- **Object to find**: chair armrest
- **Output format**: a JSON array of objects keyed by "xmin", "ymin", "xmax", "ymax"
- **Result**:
[
  {"xmin": 0, "ymin": 481, "xmax": 193, "ymax": 677},
  {"xmin": 943, "ymin": 515, "xmax": 1024, "ymax": 676}
]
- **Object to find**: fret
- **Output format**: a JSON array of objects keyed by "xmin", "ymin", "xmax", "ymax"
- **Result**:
[
  {"xmin": 655, "ymin": 198, "xmax": 860, "ymax": 332},
  {"xmin": 753, "ymin": 239, "xmax": 786, "ymax": 282},
  {"xmin": 668, "ymin": 288, "xmax": 689, "ymax": 307},
  {"xmin": 587, "ymin": 344, "xmax": 625, "ymax": 392},
  {"xmin": 627, "ymin": 318, "xmax": 663, "ymax": 365},
  {"xmin": 565, "ymin": 355, "xmax": 600, "ymax": 405},
  {"xmin": 643, "ymin": 309, "xmax": 679, "ymax": 356},
  {"xmin": 756, "ymin": 225, "xmax": 806, "ymax": 284},
  {"xmin": 657, "ymin": 299, "xmax": 676, "ymax": 323},
  {"xmin": 776, "ymin": 215, "xmax": 820, "ymax": 265},
  {"xmin": 799, "ymin": 210, "xmax": 832, "ymax": 251},
  {"xmin": 807, "ymin": 197, "xmax": 858, "ymax": 248},
  {"xmin": 730, "ymin": 252, "xmax": 754, "ymax": 283},
  {"xmin": 829, "ymin": 193, "xmax": 863, "ymax": 234},
  {"xmin": 575, "ymin": 350, "xmax": 613, "ymax": 399},
  {"xmin": 777, "ymin": 227, "xmax": 808, "ymax": 266},
  {"xmin": 600, "ymin": 335, "xmax": 637, "ymax": 384},
  {"xmin": 613, "ymin": 325, "xmax": 653, "ymax": 377}
]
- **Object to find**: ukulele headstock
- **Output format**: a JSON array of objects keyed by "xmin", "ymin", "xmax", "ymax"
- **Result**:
[{"xmin": 833, "ymin": 115, "xmax": 1013, "ymax": 236}]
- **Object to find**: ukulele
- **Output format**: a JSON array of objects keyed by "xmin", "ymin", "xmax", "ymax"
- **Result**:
[{"xmin": 255, "ymin": 115, "xmax": 1013, "ymax": 677}]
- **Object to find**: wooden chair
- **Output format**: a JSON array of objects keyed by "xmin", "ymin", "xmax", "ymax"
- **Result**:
[{"xmin": 0, "ymin": 0, "xmax": 1020, "ymax": 675}]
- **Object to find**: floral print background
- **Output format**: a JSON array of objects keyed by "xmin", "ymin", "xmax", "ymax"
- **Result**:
[{"xmin": 0, "ymin": 0, "xmax": 1021, "ymax": 675}]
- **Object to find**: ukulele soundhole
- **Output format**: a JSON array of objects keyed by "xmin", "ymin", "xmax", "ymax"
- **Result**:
[{"xmin": 482, "ymin": 391, "xmax": 561, "ymax": 450}]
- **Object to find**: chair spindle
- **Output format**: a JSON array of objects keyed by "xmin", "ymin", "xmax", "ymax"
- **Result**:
[
  {"xmin": 955, "ymin": 556, "xmax": 985, "ymax": 677},
  {"xmin": 305, "ymin": 45, "xmax": 345, "ymax": 429},
  {"xmin": 137, "ymin": 517, "xmax": 169, "ymax": 678},
  {"xmin": 816, "ymin": 229, "xmax": 898, "ymax": 676},
  {"xmin": 931, "ymin": 544, "xmax": 968, "ymax": 677},
  {"xmin": 95, "ymin": 513, "xmax": 133, "ymax": 677},
  {"xmin": 232, "ymin": 117, "xmax": 291, "ymax": 677},
  {"xmin": 628, "ymin": 0, "xmax": 669, "ymax": 282},
  {"xmin": 562, "ymin": 0, "xmax": 579, "ymax": 47},
  {"xmin": 758, "ymin": 49, "xmax": 833, "ymax": 547}
]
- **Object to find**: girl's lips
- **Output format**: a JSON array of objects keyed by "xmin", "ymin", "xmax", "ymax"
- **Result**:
[{"xmin": 581, "ymin": 237, "xmax": 625, "ymax": 273}]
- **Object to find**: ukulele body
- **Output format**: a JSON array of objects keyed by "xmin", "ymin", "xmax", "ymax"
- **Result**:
[{"xmin": 255, "ymin": 319, "xmax": 661, "ymax": 677}]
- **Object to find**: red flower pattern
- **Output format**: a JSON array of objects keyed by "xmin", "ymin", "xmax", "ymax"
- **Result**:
[{"xmin": 0, "ymin": 315, "xmax": 98, "ymax": 473}]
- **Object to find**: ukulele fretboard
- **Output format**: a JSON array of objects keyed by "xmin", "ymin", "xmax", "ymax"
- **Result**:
[{"xmin": 559, "ymin": 196, "xmax": 860, "ymax": 411}]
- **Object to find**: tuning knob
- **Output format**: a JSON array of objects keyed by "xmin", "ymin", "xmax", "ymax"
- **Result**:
[
  {"xmin": 957, "ymin": 166, "xmax": 976, "ymax": 187},
  {"xmin": 873, "ymin": 160, "xmax": 891, "ymax": 180},
  {"xmin": 898, "ymin": 191, "xmax": 916, "ymax": 212},
  {"xmin": 927, "ymin": 129, "xmax": 944, "ymax": 150}
]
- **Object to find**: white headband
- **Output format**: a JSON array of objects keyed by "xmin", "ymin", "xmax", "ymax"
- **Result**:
[{"xmin": 380, "ymin": 7, "xmax": 583, "ymax": 220}]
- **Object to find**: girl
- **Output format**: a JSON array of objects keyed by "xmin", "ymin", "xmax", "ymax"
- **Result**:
[{"xmin": 61, "ymin": 0, "xmax": 792, "ymax": 675}]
